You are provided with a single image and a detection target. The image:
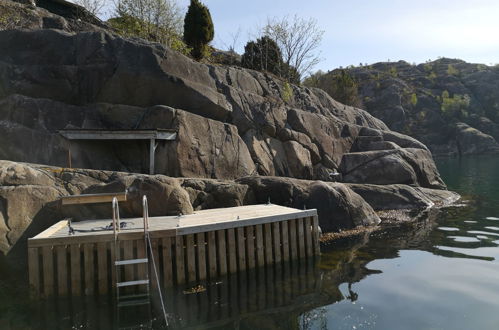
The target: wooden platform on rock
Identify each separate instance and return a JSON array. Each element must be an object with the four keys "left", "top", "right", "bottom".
[{"left": 27, "top": 204, "right": 320, "bottom": 298}]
